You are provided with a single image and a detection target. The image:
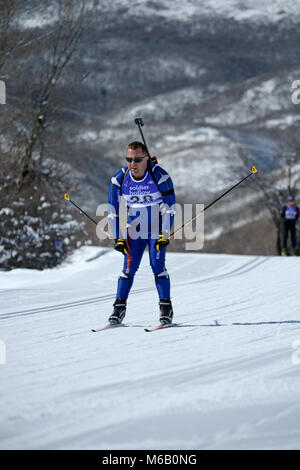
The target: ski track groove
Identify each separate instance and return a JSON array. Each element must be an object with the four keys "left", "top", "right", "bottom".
[
  {"left": 0, "top": 256, "right": 268, "bottom": 321},
  {"left": 1, "top": 248, "right": 300, "bottom": 450}
]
